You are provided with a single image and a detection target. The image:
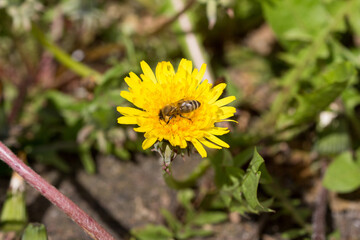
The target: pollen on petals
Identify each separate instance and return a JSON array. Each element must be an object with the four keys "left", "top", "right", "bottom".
[{"left": 117, "top": 59, "right": 236, "bottom": 158}]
